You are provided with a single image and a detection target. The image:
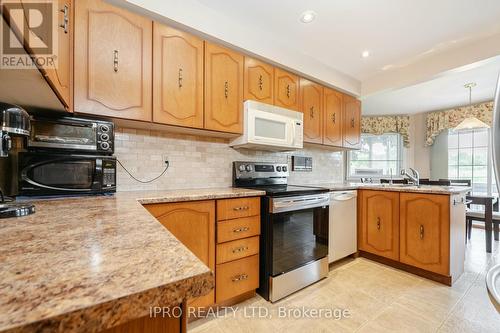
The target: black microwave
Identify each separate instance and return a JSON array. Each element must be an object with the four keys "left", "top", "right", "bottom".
[{"left": 18, "top": 152, "right": 116, "bottom": 196}]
